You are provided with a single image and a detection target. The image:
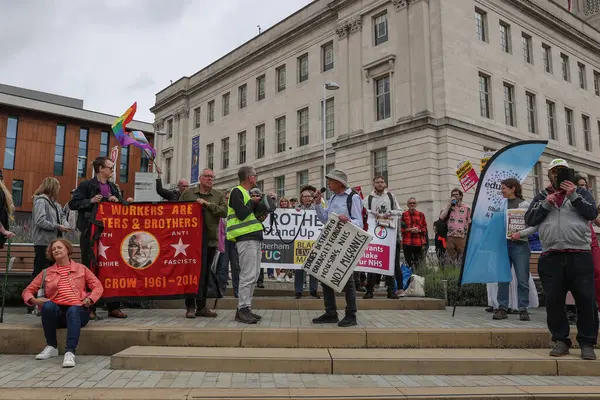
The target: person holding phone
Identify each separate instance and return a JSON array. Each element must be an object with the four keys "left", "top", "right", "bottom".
[{"left": 525, "top": 159, "right": 598, "bottom": 360}]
